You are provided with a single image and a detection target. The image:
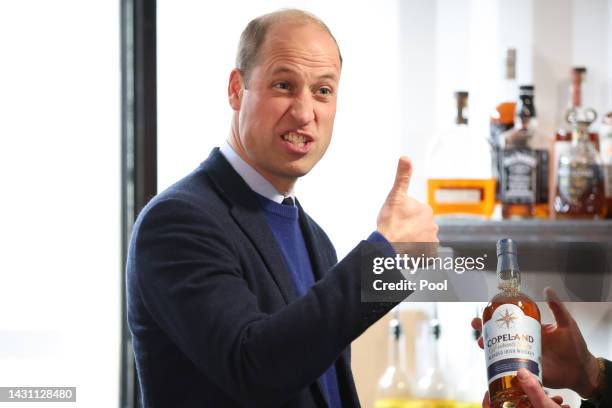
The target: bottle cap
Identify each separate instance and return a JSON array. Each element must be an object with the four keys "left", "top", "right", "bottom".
[{"left": 497, "top": 238, "right": 517, "bottom": 257}]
